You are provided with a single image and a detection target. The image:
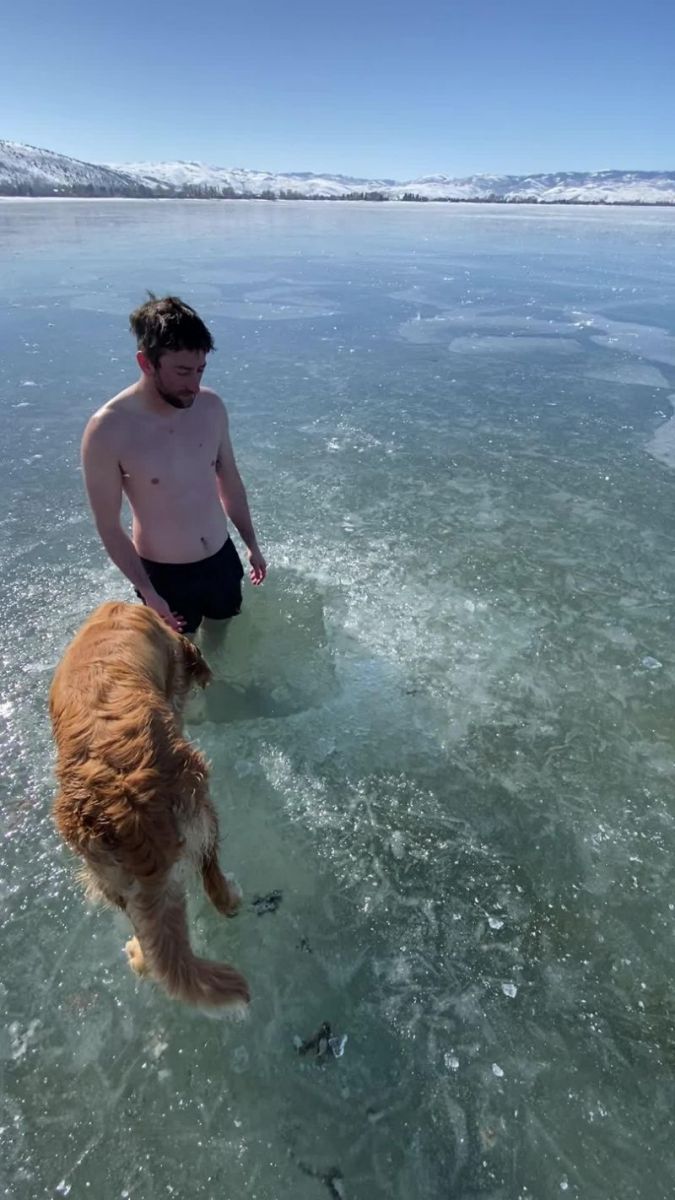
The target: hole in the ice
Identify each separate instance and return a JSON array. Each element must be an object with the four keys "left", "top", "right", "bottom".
[{"left": 196, "top": 567, "right": 339, "bottom": 724}]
